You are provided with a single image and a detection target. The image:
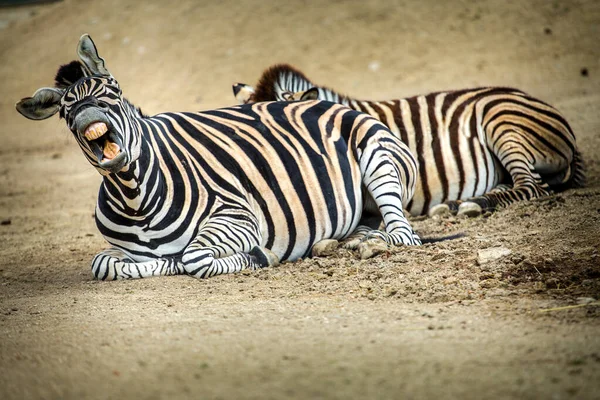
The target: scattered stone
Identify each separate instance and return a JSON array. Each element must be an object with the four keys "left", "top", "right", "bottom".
[
  {"left": 544, "top": 27, "right": 552, "bottom": 35},
  {"left": 311, "top": 239, "right": 339, "bottom": 257},
  {"left": 477, "top": 247, "right": 512, "bottom": 265},
  {"left": 457, "top": 202, "right": 482, "bottom": 218},
  {"left": 580, "top": 68, "right": 588, "bottom": 77}
]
